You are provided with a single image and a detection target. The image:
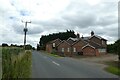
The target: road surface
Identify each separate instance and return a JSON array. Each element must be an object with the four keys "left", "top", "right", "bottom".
[{"left": 32, "top": 51, "right": 118, "bottom": 78}]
